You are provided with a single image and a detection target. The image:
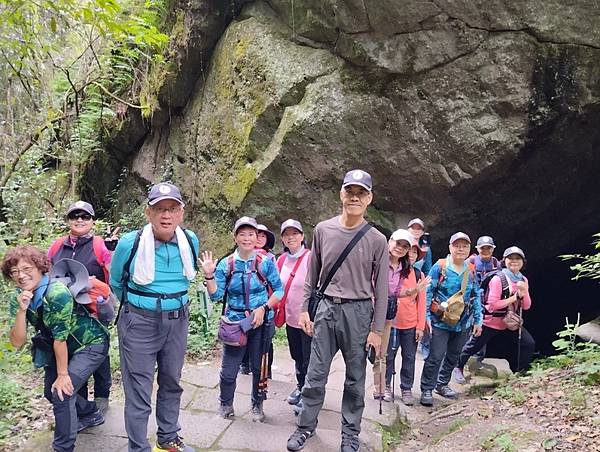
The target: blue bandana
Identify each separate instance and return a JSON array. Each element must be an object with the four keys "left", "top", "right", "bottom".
[
  {"left": 502, "top": 268, "right": 524, "bottom": 283},
  {"left": 29, "top": 275, "right": 50, "bottom": 310}
]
